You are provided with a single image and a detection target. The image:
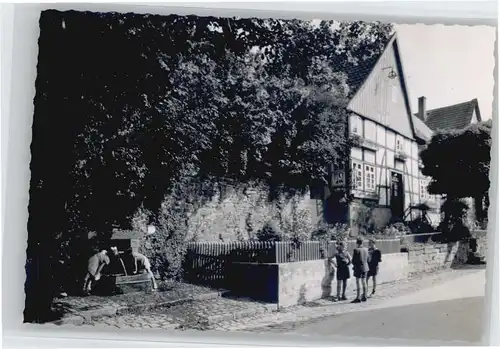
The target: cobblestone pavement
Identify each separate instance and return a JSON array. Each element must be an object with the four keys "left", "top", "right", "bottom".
[
  {"left": 54, "top": 281, "right": 216, "bottom": 318},
  {"left": 89, "top": 296, "right": 275, "bottom": 330},
  {"left": 89, "top": 267, "right": 482, "bottom": 332}
]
